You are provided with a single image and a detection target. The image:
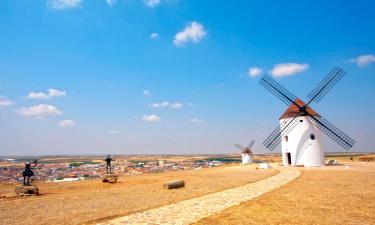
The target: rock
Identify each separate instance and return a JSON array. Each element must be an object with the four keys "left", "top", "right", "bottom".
[
  {"left": 15, "top": 185, "right": 39, "bottom": 196},
  {"left": 102, "top": 174, "right": 118, "bottom": 183},
  {"left": 258, "top": 163, "right": 271, "bottom": 169},
  {"left": 163, "top": 180, "right": 185, "bottom": 189}
]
